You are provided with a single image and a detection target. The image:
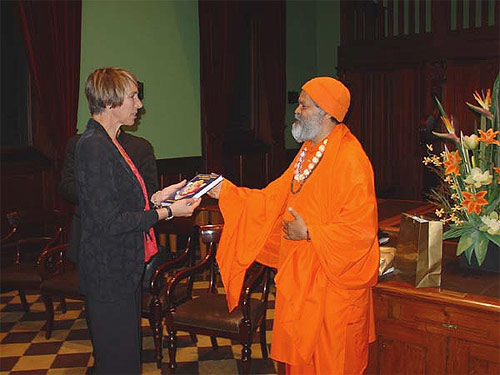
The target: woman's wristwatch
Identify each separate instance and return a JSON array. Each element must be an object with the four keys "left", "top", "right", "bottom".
[{"left": 165, "top": 206, "right": 174, "bottom": 221}]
